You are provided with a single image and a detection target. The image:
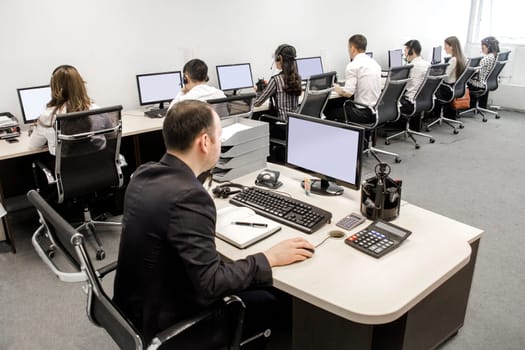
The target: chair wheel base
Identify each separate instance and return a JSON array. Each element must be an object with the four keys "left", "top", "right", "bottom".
[
  {"left": 459, "top": 124, "right": 464, "bottom": 129},
  {"left": 495, "top": 115, "right": 500, "bottom": 119},
  {"left": 415, "top": 144, "right": 420, "bottom": 149},
  {"left": 385, "top": 140, "right": 391, "bottom": 145},
  {"left": 429, "top": 139, "right": 435, "bottom": 144},
  {"left": 96, "top": 250, "right": 106, "bottom": 260},
  {"left": 395, "top": 157, "right": 401, "bottom": 163},
  {"left": 426, "top": 127, "right": 431, "bottom": 132},
  {"left": 482, "top": 118, "right": 487, "bottom": 122},
  {"left": 46, "top": 248, "right": 55, "bottom": 259},
  {"left": 453, "top": 130, "right": 459, "bottom": 135}
]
